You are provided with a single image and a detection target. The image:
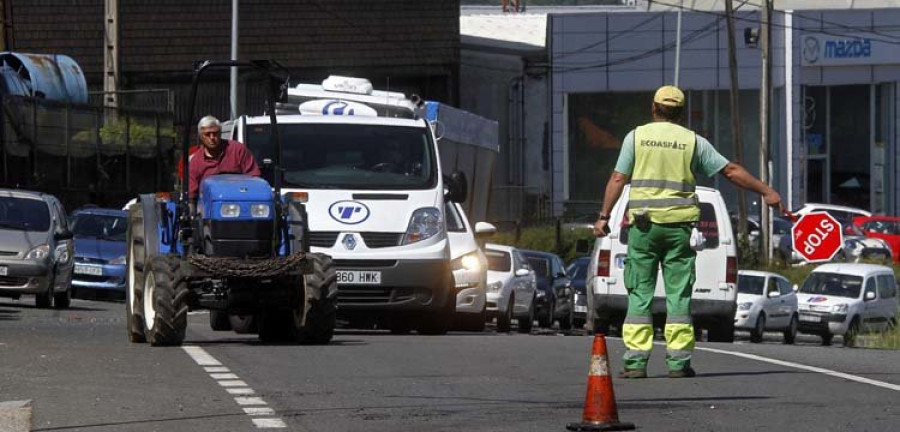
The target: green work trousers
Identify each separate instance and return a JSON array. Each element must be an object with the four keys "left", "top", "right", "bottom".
[{"left": 622, "top": 222, "right": 696, "bottom": 372}]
